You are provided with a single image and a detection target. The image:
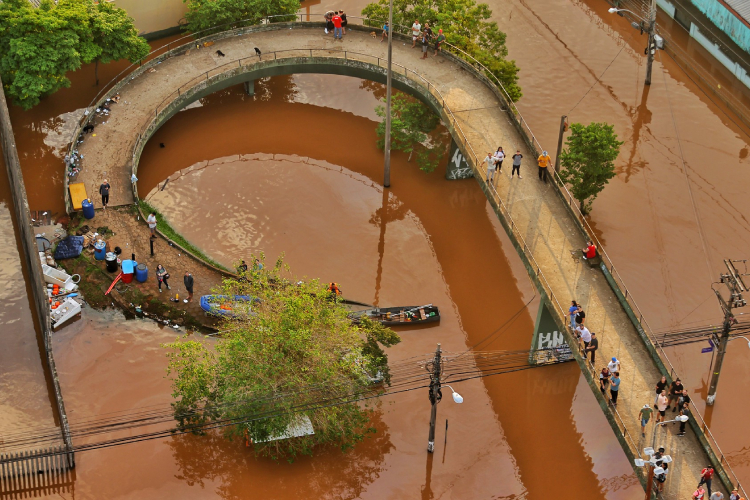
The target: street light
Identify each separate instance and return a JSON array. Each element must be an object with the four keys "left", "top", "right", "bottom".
[
  {"left": 442, "top": 384, "right": 464, "bottom": 404},
  {"left": 729, "top": 335, "right": 750, "bottom": 349},
  {"left": 608, "top": 4, "right": 658, "bottom": 85},
  {"left": 634, "top": 415, "right": 688, "bottom": 500}
]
